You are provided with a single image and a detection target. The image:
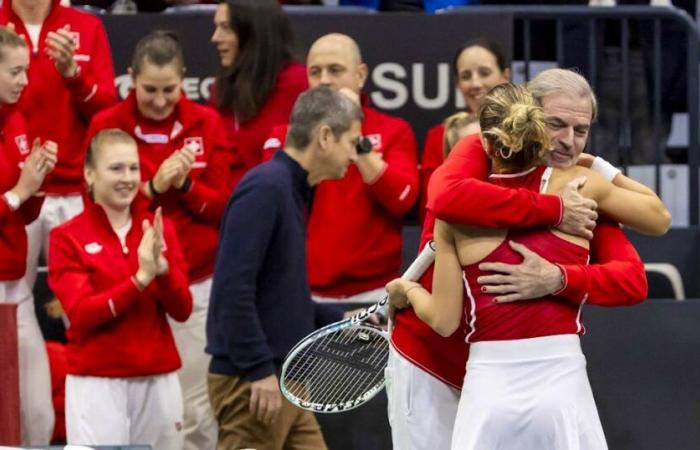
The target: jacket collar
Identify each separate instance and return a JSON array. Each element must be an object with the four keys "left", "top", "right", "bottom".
[
  {"left": 122, "top": 91, "right": 201, "bottom": 143},
  {"left": 273, "top": 150, "right": 312, "bottom": 205},
  {"left": 83, "top": 194, "right": 149, "bottom": 231},
  {"left": 3, "top": 0, "right": 62, "bottom": 37}
]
